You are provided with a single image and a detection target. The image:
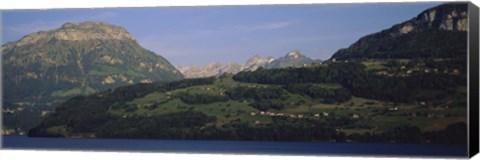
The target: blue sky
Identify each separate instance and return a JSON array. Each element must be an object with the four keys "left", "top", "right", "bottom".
[{"left": 2, "top": 2, "right": 441, "bottom": 66}]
